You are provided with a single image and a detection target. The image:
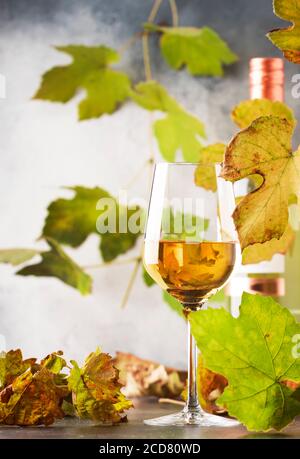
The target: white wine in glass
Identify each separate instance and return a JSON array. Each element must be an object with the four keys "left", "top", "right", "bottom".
[{"left": 143, "top": 163, "right": 239, "bottom": 427}]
